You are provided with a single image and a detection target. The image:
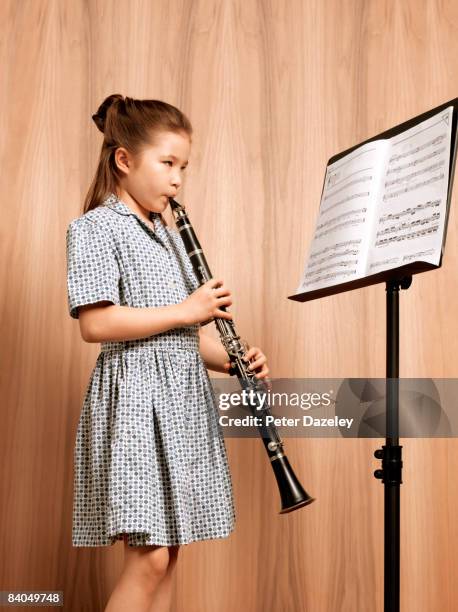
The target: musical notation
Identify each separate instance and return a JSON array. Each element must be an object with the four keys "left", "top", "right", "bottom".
[
  {"left": 308, "top": 249, "right": 360, "bottom": 269},
  {"left": 302, "top": 269, "right": 357, "bottom": 287},
  {"left": 375, "top": 224, "right": 439, "bottom": 247},
  {"left": 320, "top": 191, "right": 370, "bottom": 215},
  {"left": 383, "top": 172, "right": 445, "bottom": 201},
  {"left": 316, "top": 208, "right": 367, "bottom": 231},
  {"left": 385, "top": 160, "right": 444, "bottom": 189},
  {"left": 376, "top": 212, "right": 440, "bottom": 238},
  {"left": 386, "top": 146, "right": 446, "bottom": 176},
  {"left": 309, "top": 239, "right": 362, "bottom": 259},
  {"left": 389, "top": 133, "right": 446, "bottom": 164},
  {"left": 325, "top": 148, "right": 377, "bottom": 189},
  {"left": 304, "top": 259, "right": 359, "bottom": 279},
  {"left": 369, "top": 257, "right": 400, "bottom": 271},
  {"left": 315, "top": 217, "right": 365, "bottom": 240},
  {"left": 402, "top": 249, "right": 435, "bottom": 263},
  {"left": 323, "top": 173, "right": 373, "bottom": 200},
  {"left": 378, "top": 199, "right": 441, "bottom": 223}
]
